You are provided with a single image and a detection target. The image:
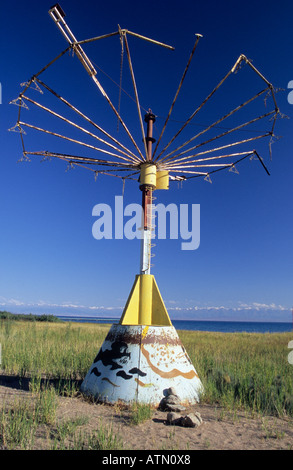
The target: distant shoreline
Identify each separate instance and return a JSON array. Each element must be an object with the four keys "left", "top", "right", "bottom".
[
  {"left": 1, "top": 310, "right": 291, "bottom": 333},
  {"left": 57, "top": 315, "right": 292, "bottom": 333}
]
